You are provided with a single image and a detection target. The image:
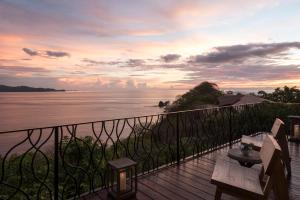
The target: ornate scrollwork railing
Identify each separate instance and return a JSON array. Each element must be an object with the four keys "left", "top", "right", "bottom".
[{"left": 1, "top": 102, "right": 300, "bottom": 199}]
